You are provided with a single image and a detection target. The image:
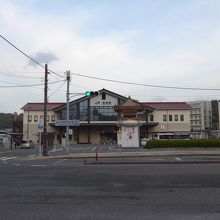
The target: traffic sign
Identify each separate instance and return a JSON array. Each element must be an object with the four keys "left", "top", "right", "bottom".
[
  {"left": 37, "top": 119, "right": 44, "bottom": 132},
  {"left": 55, "top": 120, "right": 80, "bottom": 127}
]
